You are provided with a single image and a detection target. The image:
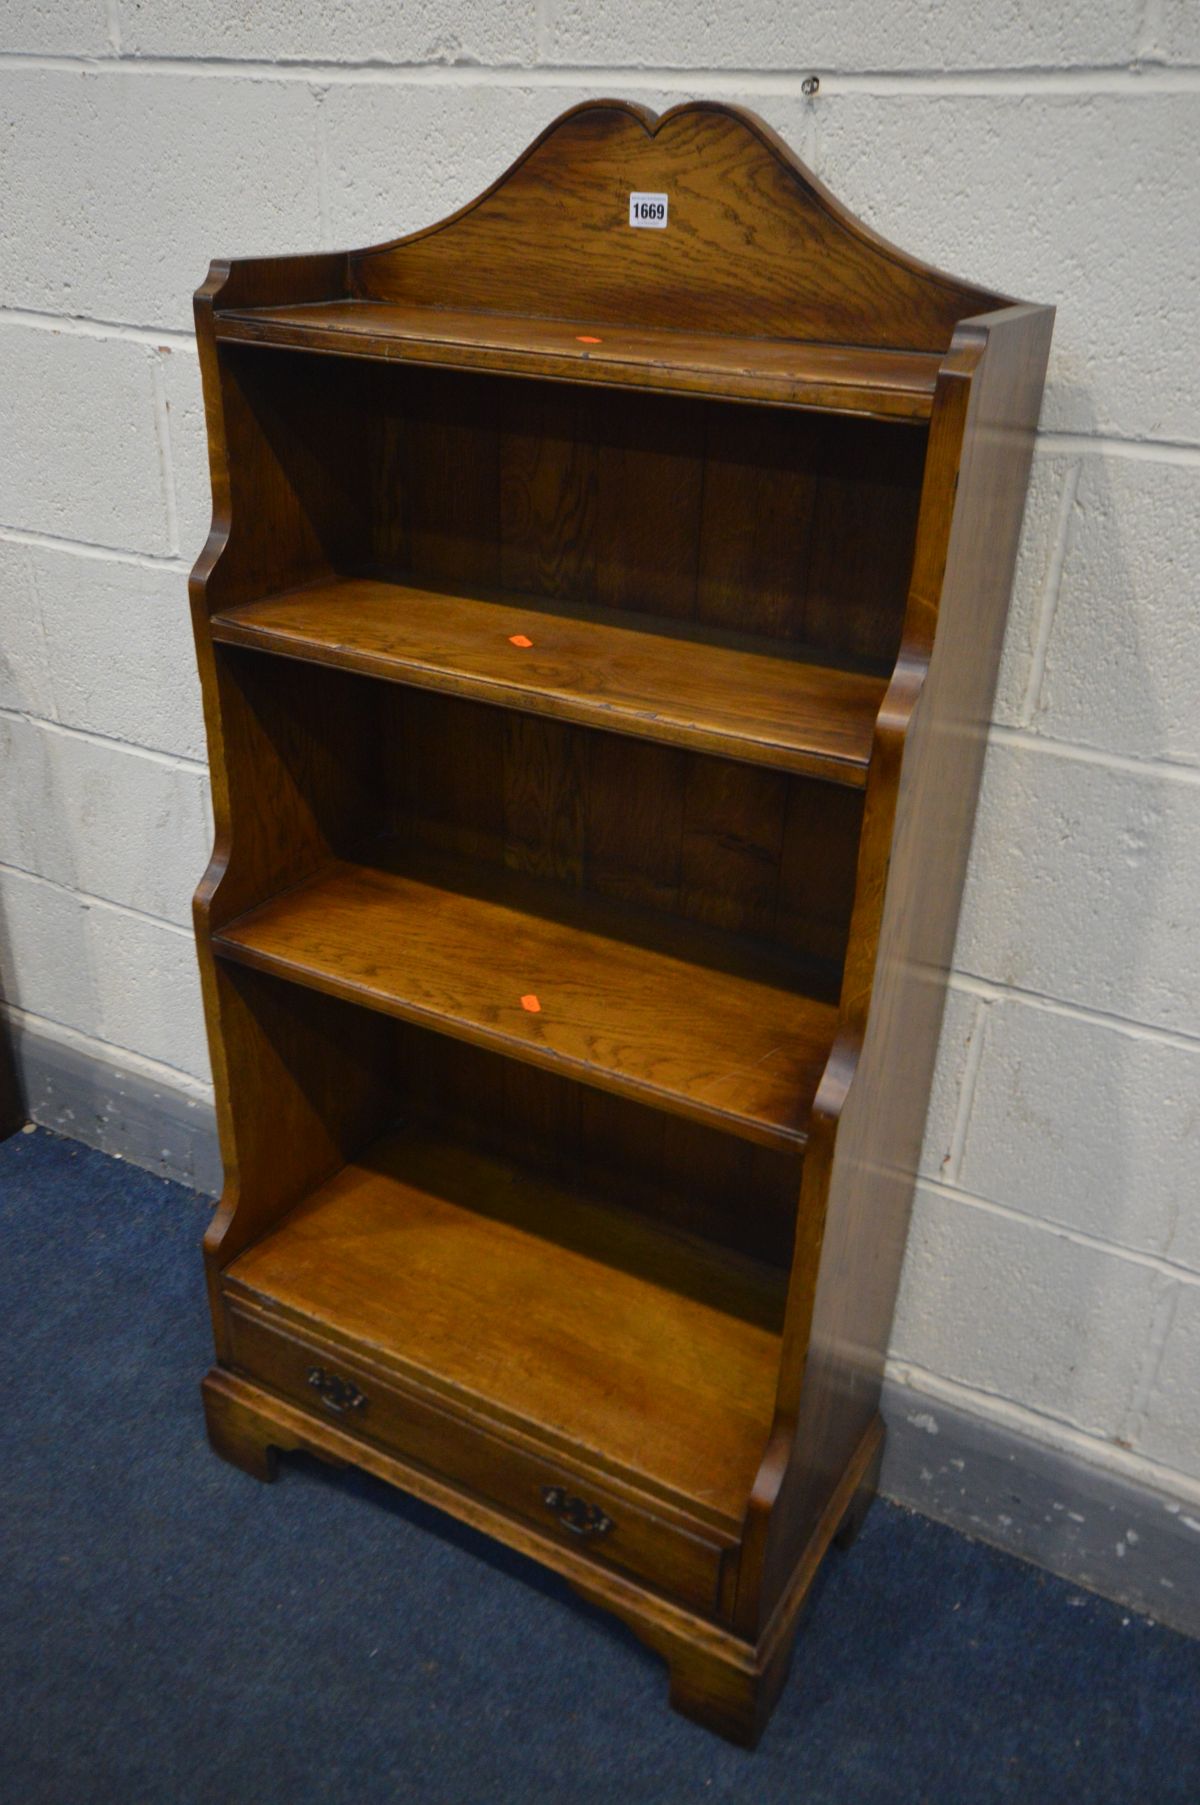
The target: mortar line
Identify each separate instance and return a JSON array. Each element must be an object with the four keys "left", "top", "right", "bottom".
[
  {"left": 19, "top": 546, "right": 59, "bottom": 725},
  {"left": 883, "top": 1356, "right": 1200, "bottom": 1511},
  {"left": 940, "top": 995, "right": 990, "bottom": 1186},
  {"left": 947, "top": 972, "right": 1200, "bottom": 1055},
  {"left": 0, "top": 53, "right": 1198, "bottom": 93},
  {"left": 0, "top": 859, "right": 196, "bottom": 937},
  {"left": 1160, "top": 1182, "right": 1189, "bottom": 1269},
  {"left": 103, "top": 0, "right": 121, "bottom": 56},
  {"left": 1118, "top": 1276, "right": 1180, "bottom": 1446},
  {"left": 1021, "top": 457, "right": 1080, "bottom": 726},
  {"left": 0, "top": 525, "right": 190, "bottom": 572},
  {"left": 1, "top": 998, "right": 214, "bottom": 1101},
  {"left": 312, "top": 83, "right": 332, "bottom": 245},
  {"left": 0, "top": 705, "right": 207, "bottom": 773},
  {"left": 149, "top": 349, "right": 181, "bottom": 557},
  {"left": 0, "top": 307, "right": 195, "bottom": 348},
  {"left": 1036, "top": 433, "right": 1200, "bottom": 466},
  {"left": 919, "top": 1175, "right": 1200, "bottom": 1288},
  {"left": 987, "top": 722, "right": 1200, "bottom": 784}
]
